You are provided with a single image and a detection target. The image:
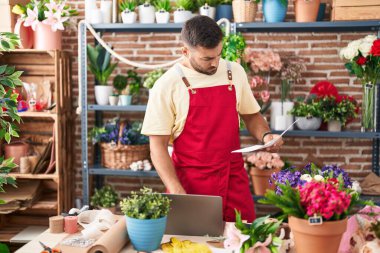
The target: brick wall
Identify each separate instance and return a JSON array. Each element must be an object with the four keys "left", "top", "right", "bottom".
[{"left": 63, "top": 1, "right": 375, "bottom": 208}]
